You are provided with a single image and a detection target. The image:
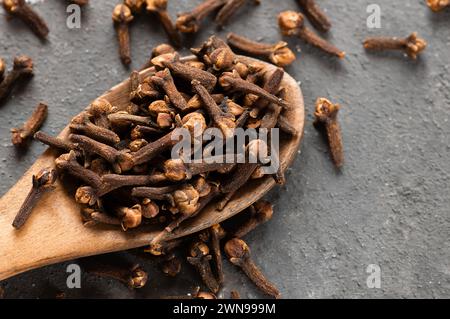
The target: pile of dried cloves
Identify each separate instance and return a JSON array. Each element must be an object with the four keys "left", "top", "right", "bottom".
[{"left": 24, "top": 36, "right": 297, "bottom": 297}]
